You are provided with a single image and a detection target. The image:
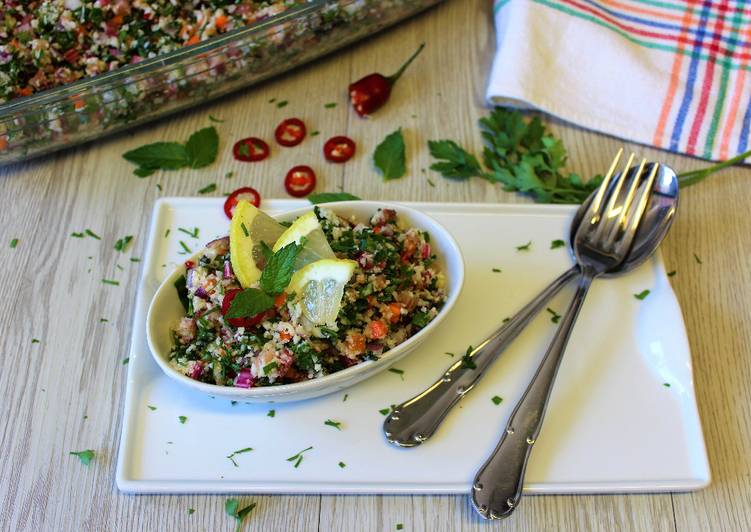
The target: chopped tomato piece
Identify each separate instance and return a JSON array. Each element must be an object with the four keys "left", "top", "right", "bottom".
[
  {"left": 345, "top": 332, "right": 366, "bottom": 354},
  {"left": 279, "top": 330, "right": 292, "bottom": 342},
  {"left": 323, "top": 136, "right": 356, "bottom": 163},
  {"left": 387, "top": 303, "right": 402, "bottom": 323},
  {"left": 233, "top": 137, "right": 270, "bottom": 162},
  {"left": 224, "top": 187, "right": 261, "bottom": 219},
  {"left": 365, "top": 320, "right": 388, "bottom": 340},
  {"left": 284, "top": 165, "right": 316, "bottom": 197},
  {"left": 274, "top": 118, "right": 306, "bottom": 147},
  {"left": 274, "top": 293, "right": 287, "bottom": 308}
]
